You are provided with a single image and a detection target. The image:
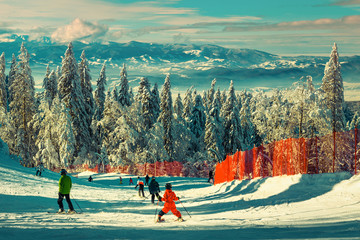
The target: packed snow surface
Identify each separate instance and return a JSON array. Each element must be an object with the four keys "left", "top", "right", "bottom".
[{"left": 1, "top": 155, "right": 360, "bottom": 239}]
